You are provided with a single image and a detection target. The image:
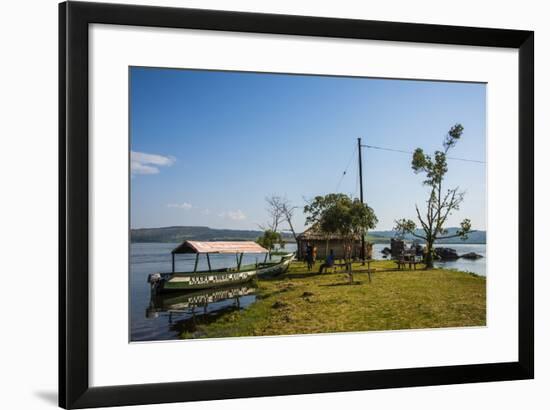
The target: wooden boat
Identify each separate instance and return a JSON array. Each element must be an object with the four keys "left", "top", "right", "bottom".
[{"left": 148, "top": 240, "right": 295, "bottom": 294}]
